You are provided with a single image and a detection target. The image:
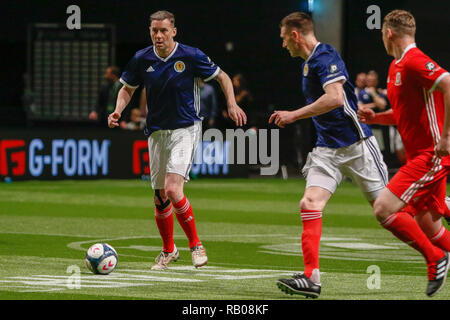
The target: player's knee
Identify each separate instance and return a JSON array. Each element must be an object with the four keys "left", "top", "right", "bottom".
[
  {"left": 373, "top": 199, "right": 390, "bottom": 222},
  {"left": 154, "top": 189, "right": 169, "bottom": 208},
  {"left": 164, "top": 185, "right": 183, "bottom": 203},
  {"left": 299, "top": 196, "right": 325, "bottom": 212}
]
